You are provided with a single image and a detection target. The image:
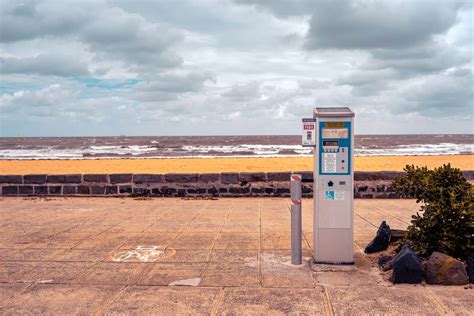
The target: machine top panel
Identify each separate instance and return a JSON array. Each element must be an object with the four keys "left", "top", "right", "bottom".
[{"left": 314, "top": 107, "right": 354, "bottom": 117}]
